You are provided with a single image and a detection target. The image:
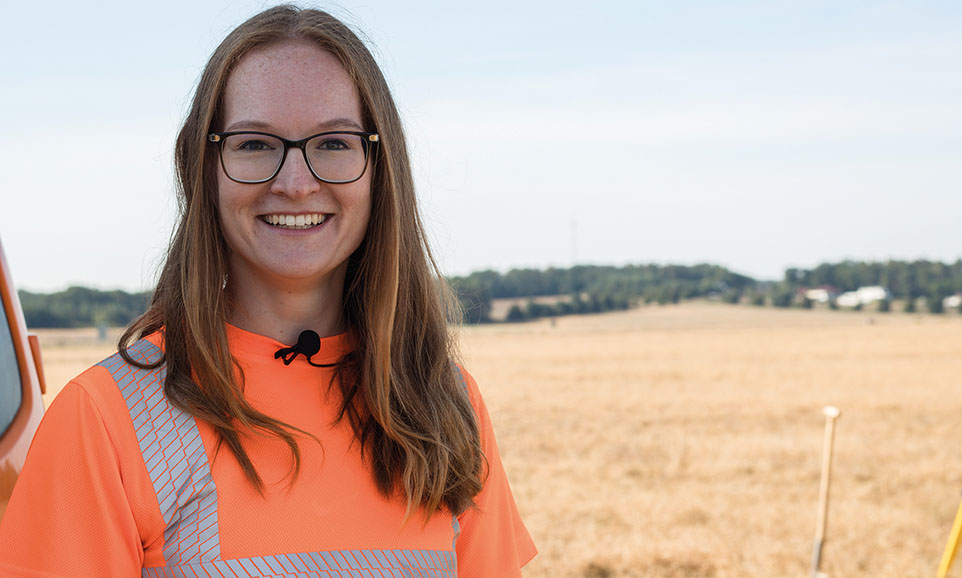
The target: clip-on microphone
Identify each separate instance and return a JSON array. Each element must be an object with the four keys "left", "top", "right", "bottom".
[{"left": 274, "top": 330, "right": 336, "bottom": 368}]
